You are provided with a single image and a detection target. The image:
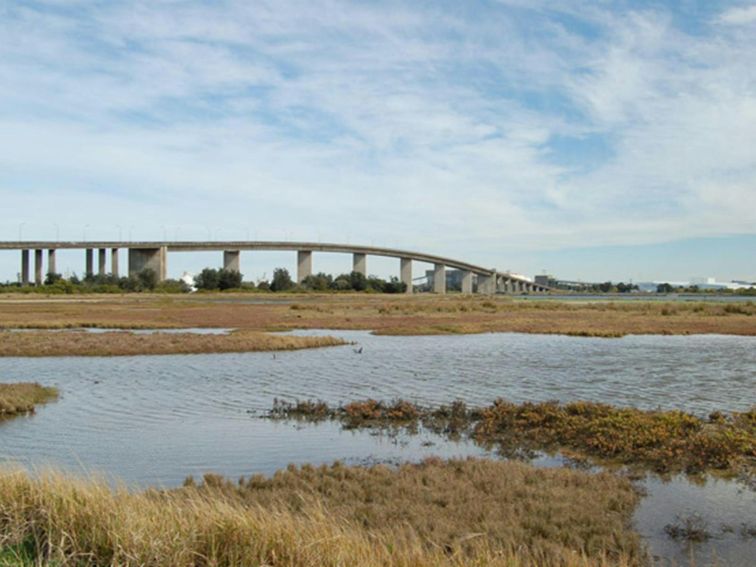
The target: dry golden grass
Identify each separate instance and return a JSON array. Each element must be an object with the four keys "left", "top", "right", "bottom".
[
  {"left": 0, "top": 459, "right": 644, "bottom": 566},
  {"left": 0, "top": 383, "right": 58, "bottom": 417},
  {"left": 0, "top": 294, "right": 753, "bottom": 338},
  {"left": 0, "top": 330, "right": 345, "bottom": 357}
]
